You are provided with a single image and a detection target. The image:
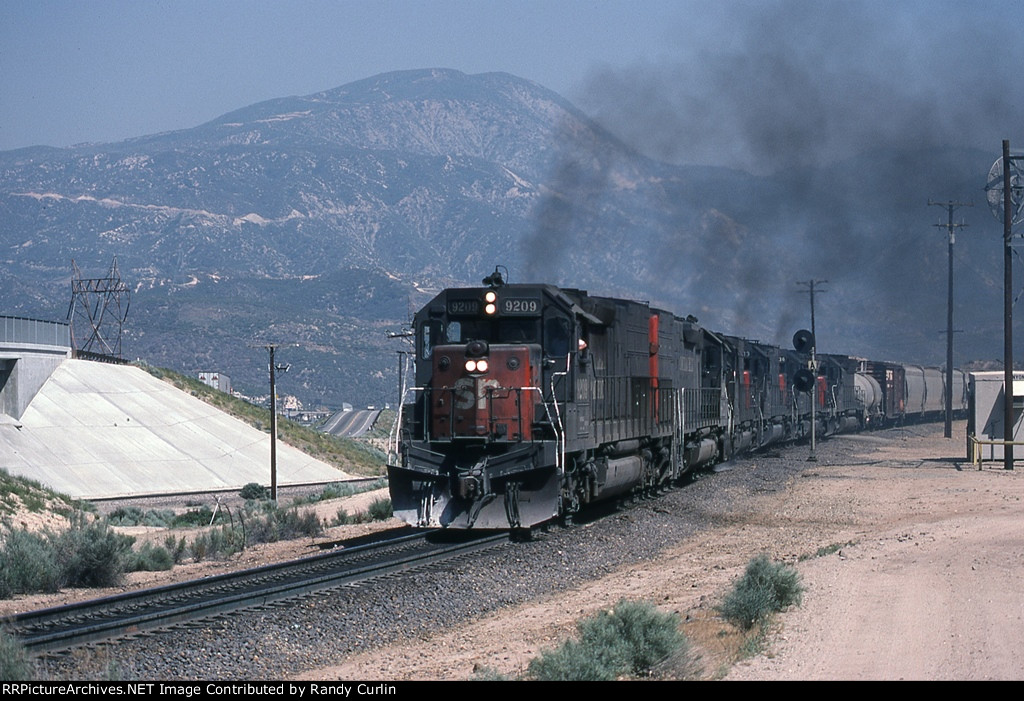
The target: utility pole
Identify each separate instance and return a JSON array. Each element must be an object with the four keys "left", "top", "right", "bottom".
[
  {"left": 986, "top": 141, "right": 1024, "bottom": 470},
  {"left": 266, "top": 344, "right": 280, "bottom": 501},
  {"left": 796, "top": 280, "right": 828, "bottom": 342},
  {"left": 261, "top": 343, "right": 291, "bottom": 500},
  {"left": 387, "top": 329, "right": 415, "bottom": 408},
  {"left": 928, "top": 199, "right": 972, "bottom": 439},
  {"left": 1004, "top": 141, "right": 1014, "bottom": 471}
]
